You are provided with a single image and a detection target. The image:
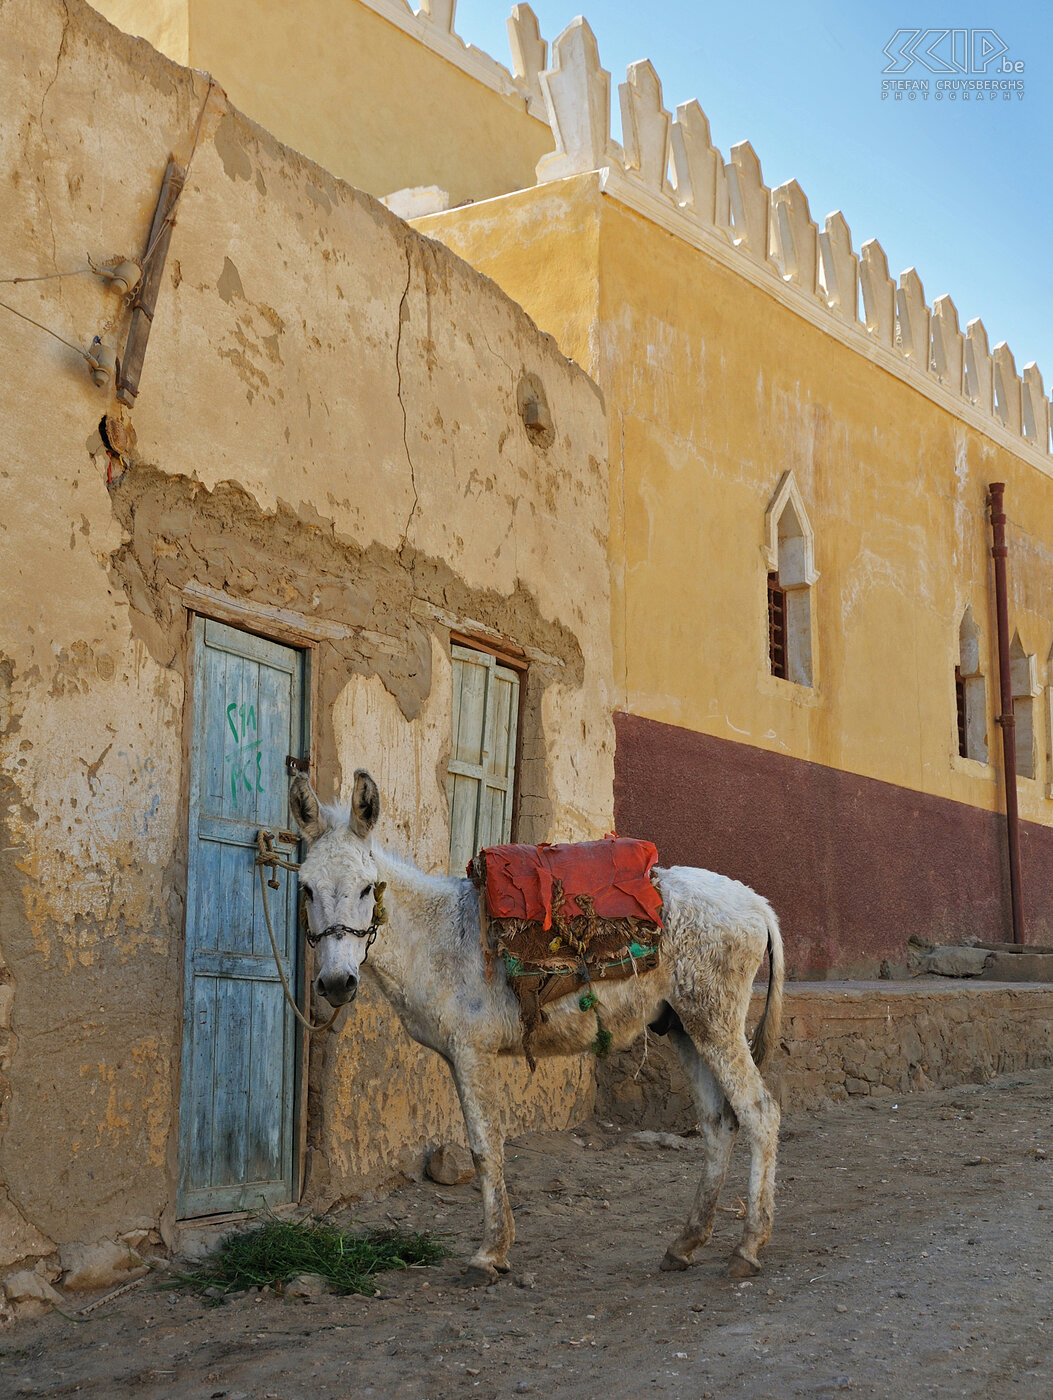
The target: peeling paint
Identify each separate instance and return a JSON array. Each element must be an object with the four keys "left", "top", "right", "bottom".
[
  {"left": 0, "top": 0, "right": 612, "bottom": 1265},
  {"left": 212, "top": 111, "right": 253, "bottom": 182},
  {"left": 216, "top": 256, "right": 244, "bottom": 304}
]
